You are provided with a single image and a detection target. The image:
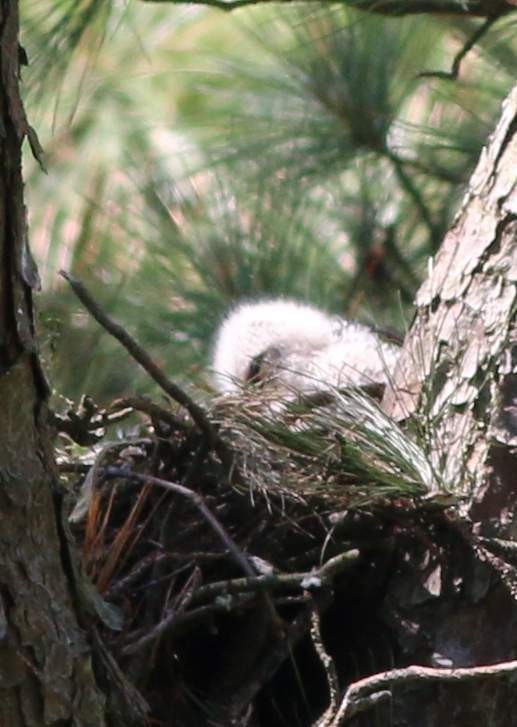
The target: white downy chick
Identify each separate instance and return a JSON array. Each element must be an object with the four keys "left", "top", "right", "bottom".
[{"left": 211, "top": 299, "right": 399, "bottom": 396}]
